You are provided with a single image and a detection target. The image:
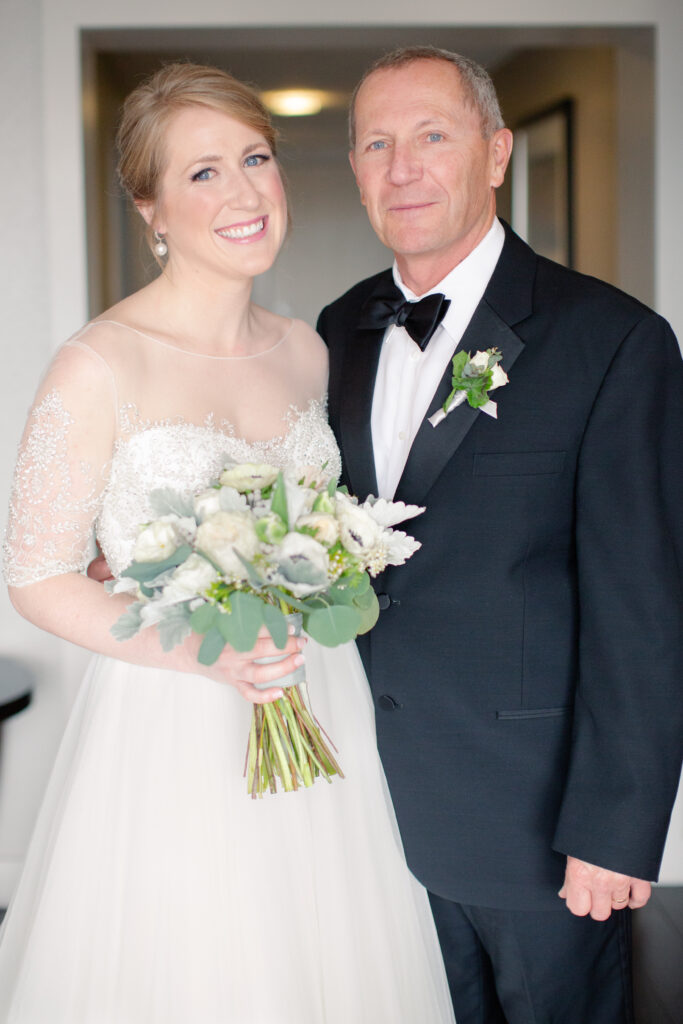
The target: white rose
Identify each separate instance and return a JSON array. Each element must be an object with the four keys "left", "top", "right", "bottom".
[
  {"left": 219, "top": 463, "right": 279, "bottom": 492},
  {"left": 133, "top": 519, "right": 181, "bottom": 562},
  {"left": 296, "top": 513, "right": 339, "bottom": 547},
  {"left": 164, "top": 553, "right": 218, "bottom": 601},
  {"left": 193, "top": 488, "right": 222, "bottom": 521},
  {"left": 490, "top": 363, "right": 509, "bottom": 390},
  {"left": 468, "top": 350, "right": 490, "bottom": 373},
  {"left": 336, "top": 499, "right": 381, "bottom": 556},
  {"left": 196, "top": 511, "right": 259, "bottom": 579}
]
